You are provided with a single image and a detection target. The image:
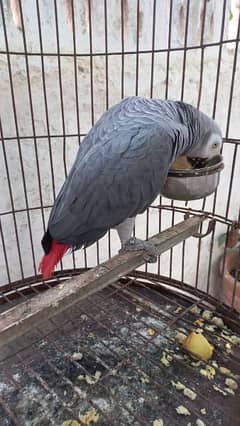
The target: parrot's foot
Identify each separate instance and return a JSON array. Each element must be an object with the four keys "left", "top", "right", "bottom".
[{"left": 119, "top": 237, "right": 158, "bottom": 263}]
